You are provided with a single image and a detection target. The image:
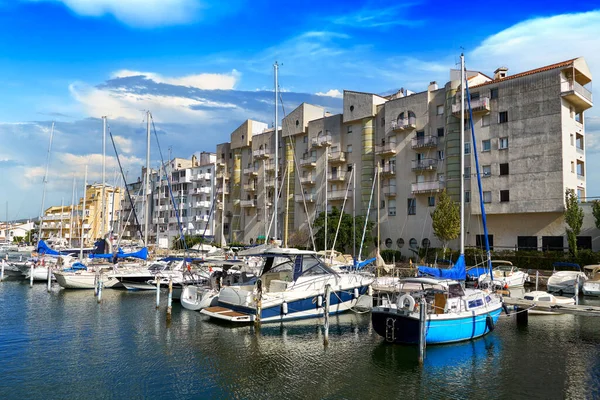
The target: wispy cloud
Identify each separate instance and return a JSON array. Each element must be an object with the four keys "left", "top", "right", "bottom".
[
  {"left": 111, "top": 70, "right": 240, "bottom": 90},
  {"left": 330, "top": 3, "right": 424, "bottom": 28}
]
